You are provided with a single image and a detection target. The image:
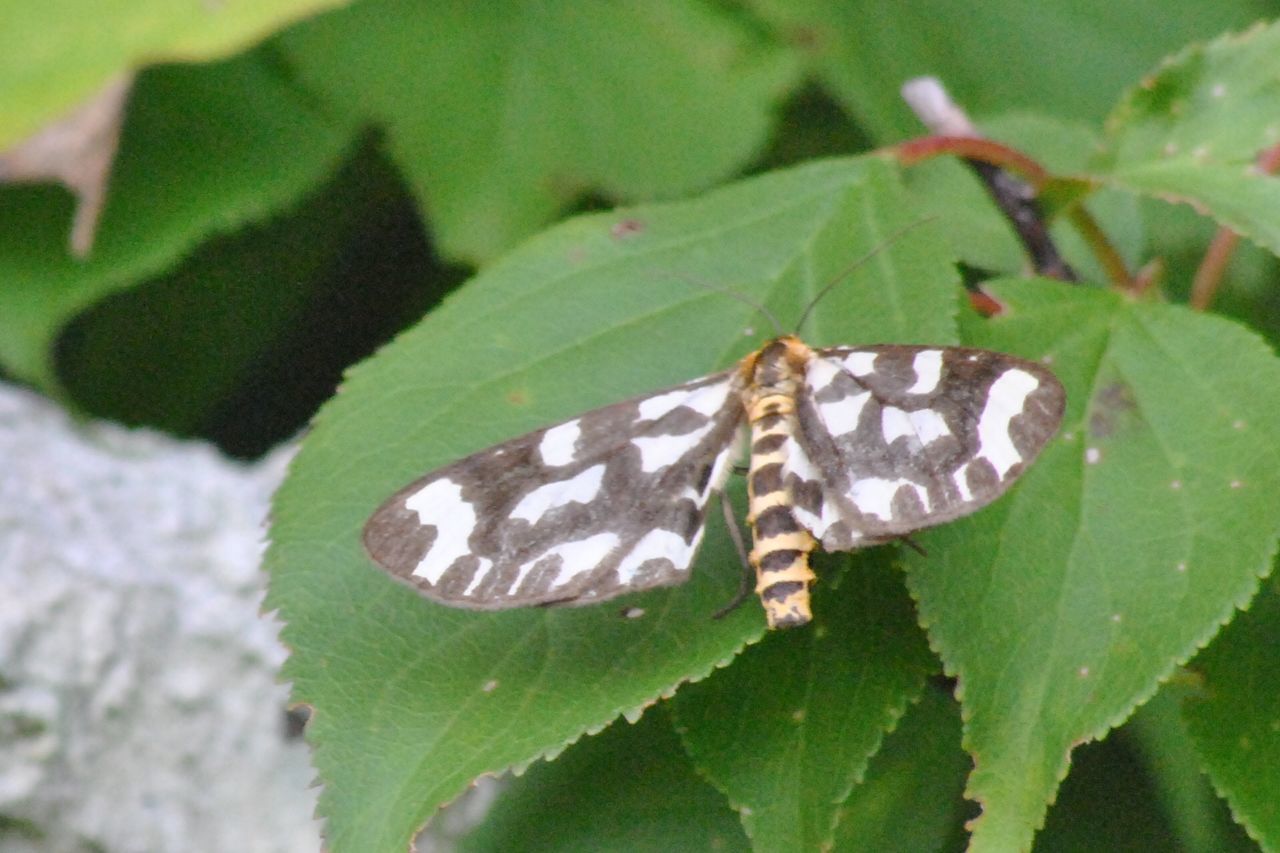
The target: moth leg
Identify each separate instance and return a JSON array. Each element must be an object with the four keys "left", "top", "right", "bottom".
[
  {"left": 898, "top": 535, "right": 928, "bottom": 557},
  {"left": 711, "top": 491, "right": 755, "bottom": 620}
]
